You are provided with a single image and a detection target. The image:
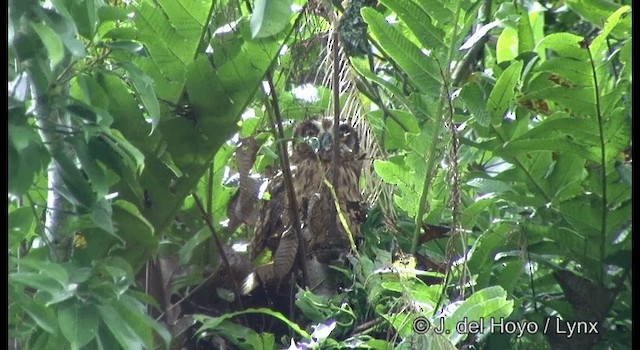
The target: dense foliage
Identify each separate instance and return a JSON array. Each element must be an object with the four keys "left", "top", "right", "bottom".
[{"left": 9, "top": 0, "right": 631, "bottom": 349}]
